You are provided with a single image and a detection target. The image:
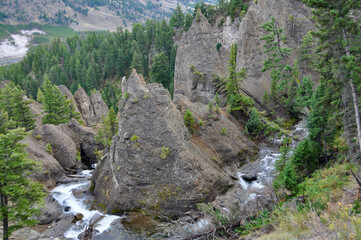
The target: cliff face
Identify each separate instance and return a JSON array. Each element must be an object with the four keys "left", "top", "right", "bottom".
[
  {"left": 174, "top": 0, "right": 313, "bottom": 109},
  {"left": 92, "top": 72, "right": 256, "bottom": 218}
]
